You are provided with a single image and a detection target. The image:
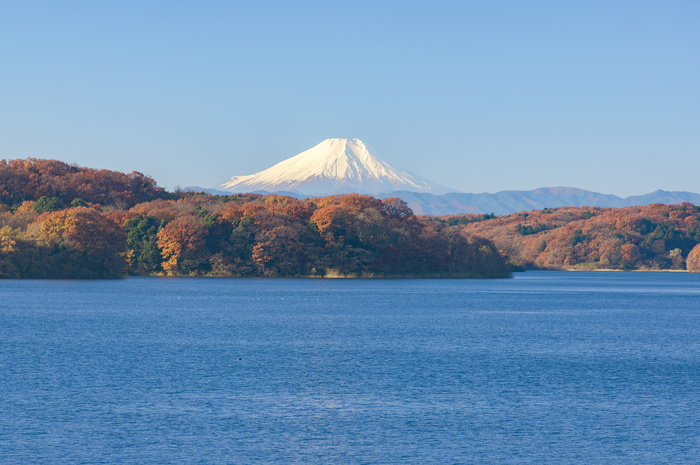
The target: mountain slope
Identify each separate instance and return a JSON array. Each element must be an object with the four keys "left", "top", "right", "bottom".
[
  {"left": 387, "top": 188, "right": 700, "bottom": 216},
  {"left": 187, "top": 182, "right": 700, "bottom": 216},
  {"left": 219, "top": 138, "right": 452, "bottom": 195}
]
